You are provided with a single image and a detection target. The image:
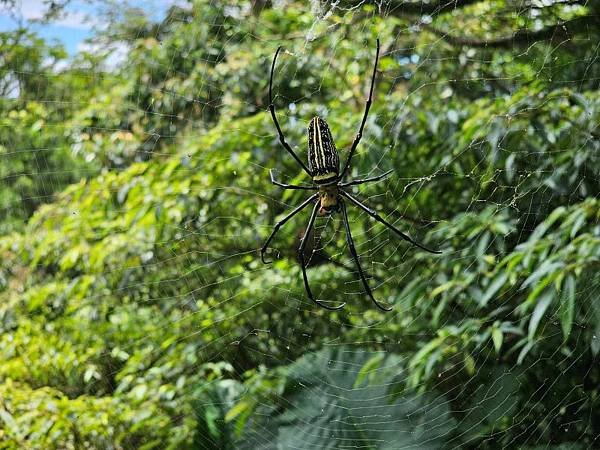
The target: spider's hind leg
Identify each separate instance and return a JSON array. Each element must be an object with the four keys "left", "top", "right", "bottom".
[
  {"left": 340, "top": 200, "right": 392, "bottom": 311},
  {"left": 341, "top": 191, "right": 441, "bottom": 254},
  {"left": 298, "top": 203, "right": 346, "bottom": 310}
]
